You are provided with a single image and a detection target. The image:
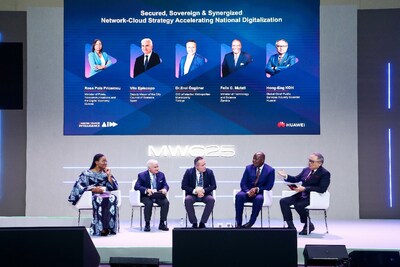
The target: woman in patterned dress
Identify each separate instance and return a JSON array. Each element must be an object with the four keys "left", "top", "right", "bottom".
[{"left": 68, "top": 154, "right": 119, "bottom": 236}]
